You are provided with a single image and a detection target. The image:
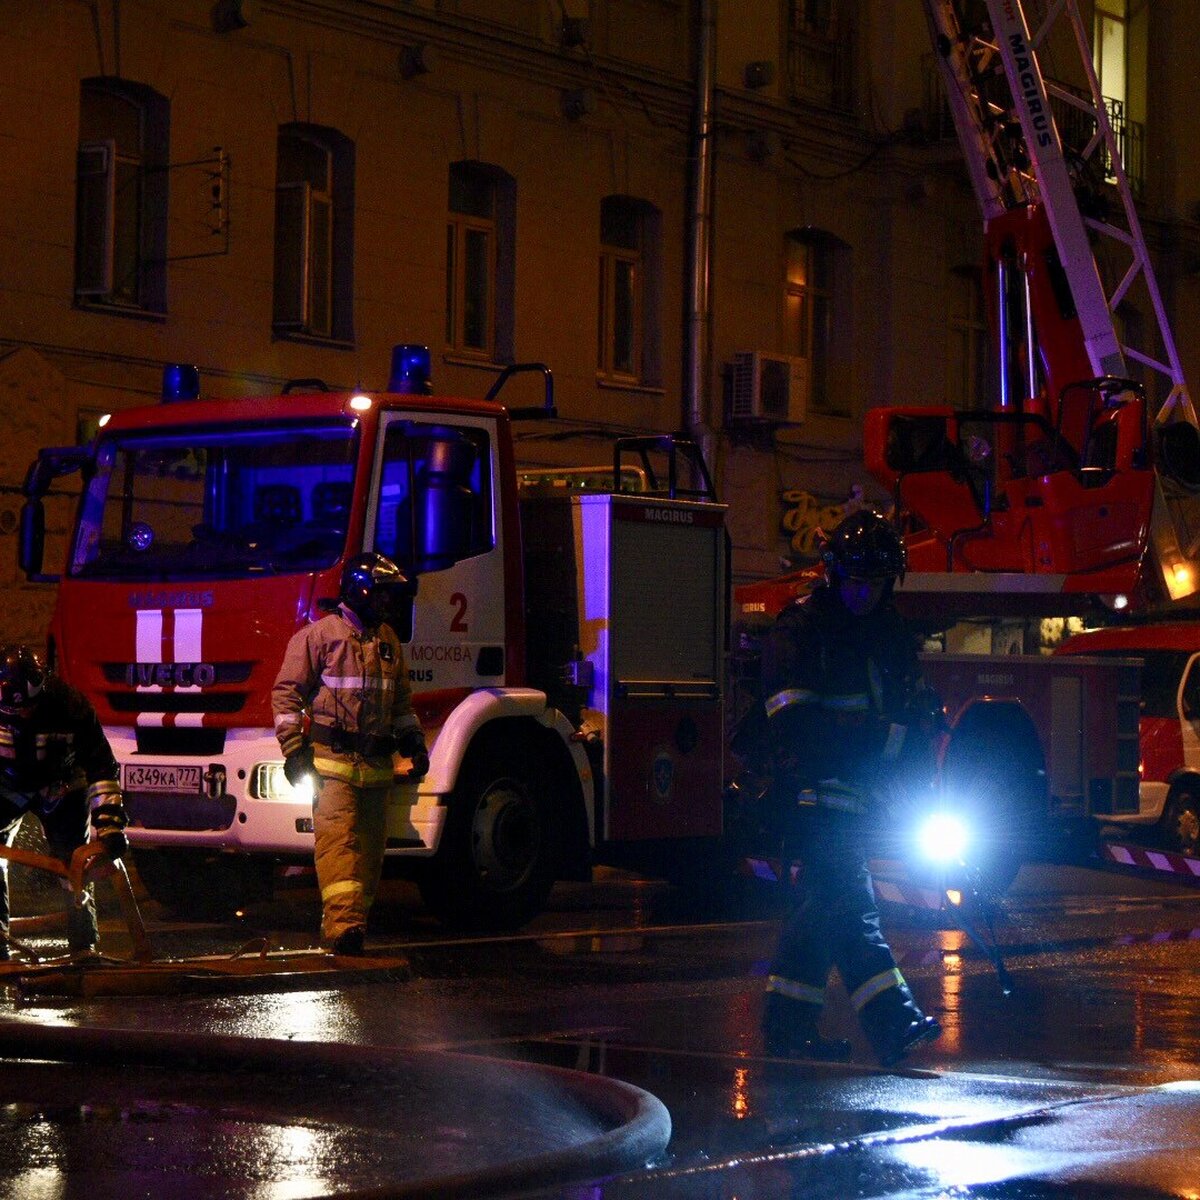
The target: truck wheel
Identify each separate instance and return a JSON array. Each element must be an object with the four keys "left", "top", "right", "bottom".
[
  {"left": 1160, "top": 789, "right": 1200, "bottom": 857},
  {"left": 418, "top": 739, "right": 555, "bottom": 931},
  {"left": 132, "top": 848, "right": 274, "bottom": 919}
]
